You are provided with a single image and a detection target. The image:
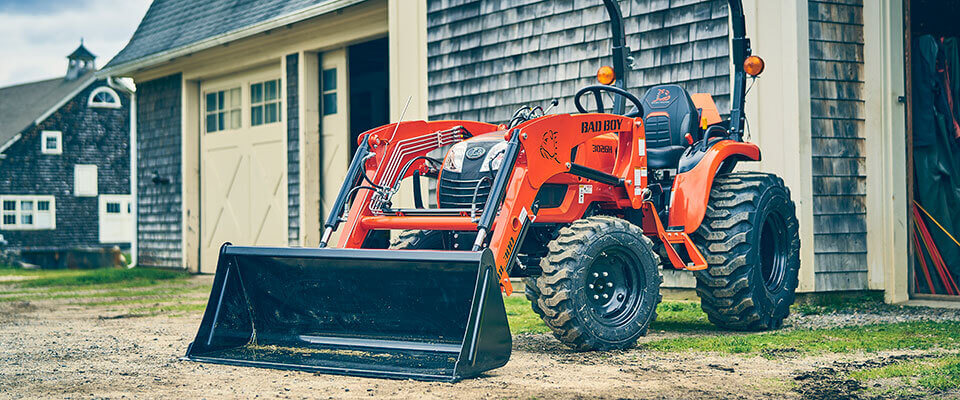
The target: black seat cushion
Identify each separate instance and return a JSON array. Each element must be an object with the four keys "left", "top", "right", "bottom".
[
  {"left": 640, "top": 84, "right": 699, "bottom": 168},
  {"left": 647, "top": 146, "right": 687, "bottom": 170}
]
